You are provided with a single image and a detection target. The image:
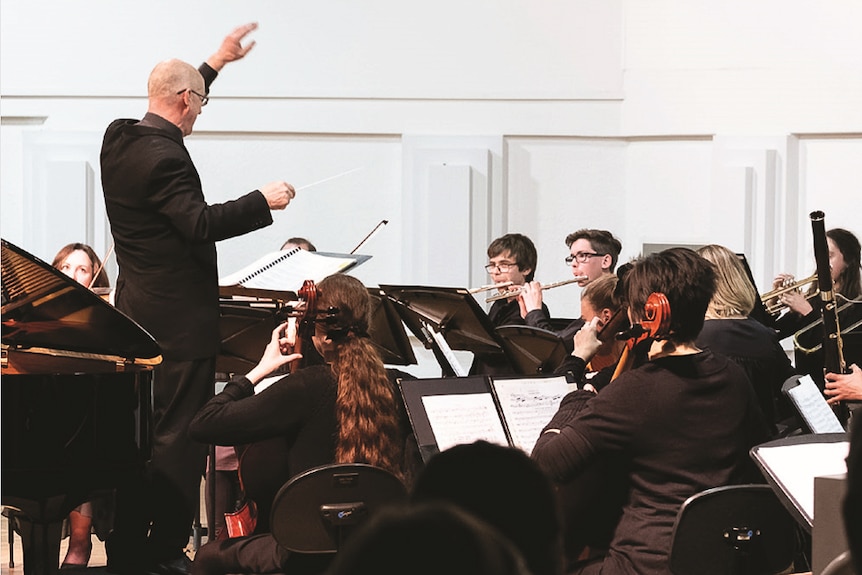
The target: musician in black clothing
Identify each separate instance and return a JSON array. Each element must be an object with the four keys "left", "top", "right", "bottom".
[
  {"left": 771, "top": 228, "right": 862, "bottom": 390},
  {"left": 521, "top": 229, "right": 622, "bottom": 354},
  {"left": 470, "top": 233, "right": 549, "bottom": 375},
  {"left": 100, "top": 24, "right": 296, "bottom": 575},
  {"left": 532, "top": 248, "right": 769, "bottom": 575},
  {"left": 695, "top": 244, "right": 798, "bottom": 436}
]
